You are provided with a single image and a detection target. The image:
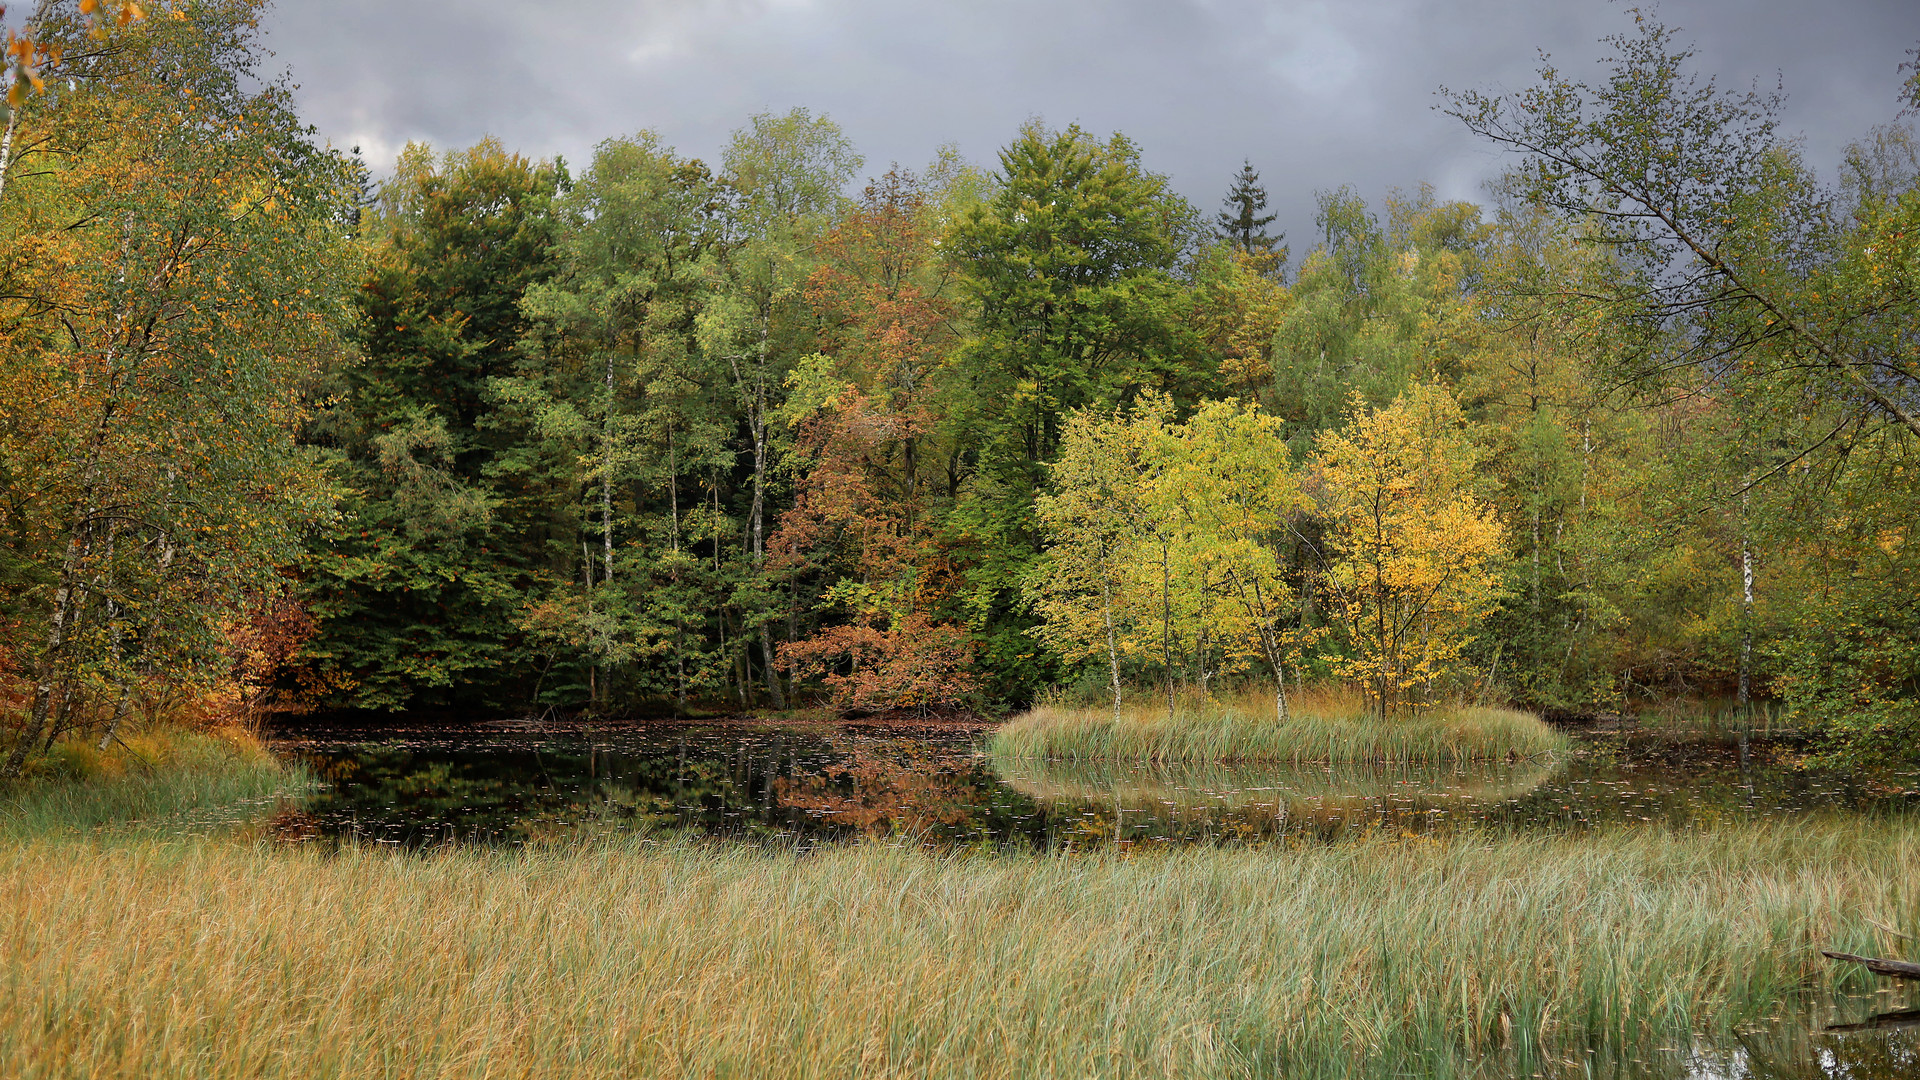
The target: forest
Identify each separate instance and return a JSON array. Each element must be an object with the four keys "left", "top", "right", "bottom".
[
  {"left": 2, "top": 0, "right": 1918, "bottom": 770},
  {"left": 9, "top": 5, "right": 1920, "bottom": 1079}
]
